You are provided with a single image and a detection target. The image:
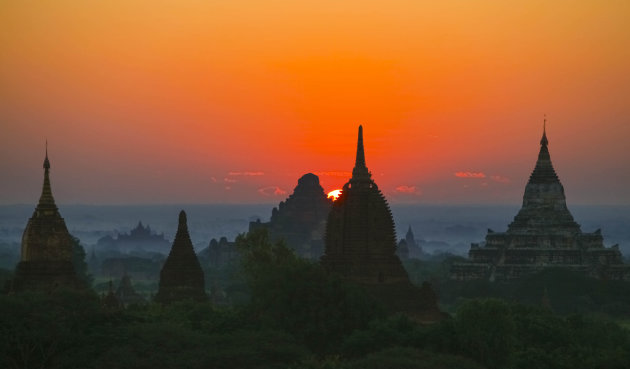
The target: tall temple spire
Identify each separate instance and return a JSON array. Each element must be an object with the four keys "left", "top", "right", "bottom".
[
  {"left": 541, "top": 115, "right": 548, "bottom": 147},
  {"left": 38, "top": 141, "right": 56, "bottom": 209},
  {"left": 352, "top": 125, "right": 370, "bottom": 179},
  {"left": 528, "top": 117, "right": 558, "bottom": 184}
]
